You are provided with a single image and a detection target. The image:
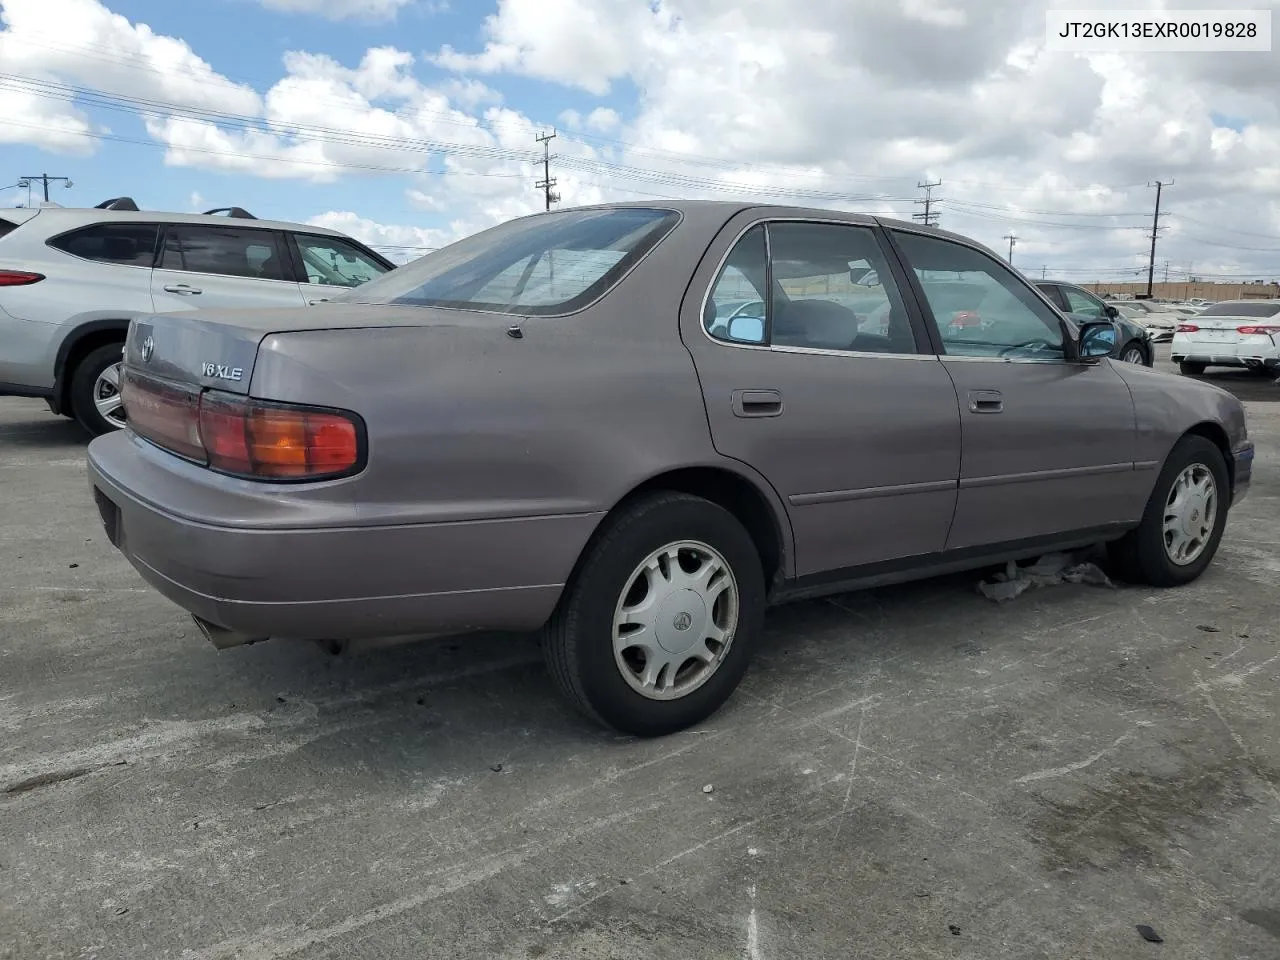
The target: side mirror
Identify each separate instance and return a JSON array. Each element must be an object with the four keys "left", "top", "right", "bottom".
[
  {"left": 1078, "top": 320, "right": 1118, "bottom": 359},
  {"left": 727, "top": 315, "right": 765, "bottom": 343},
  {"left": 1104, "top": 304, "right": 1120, "bottom": 319}
]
